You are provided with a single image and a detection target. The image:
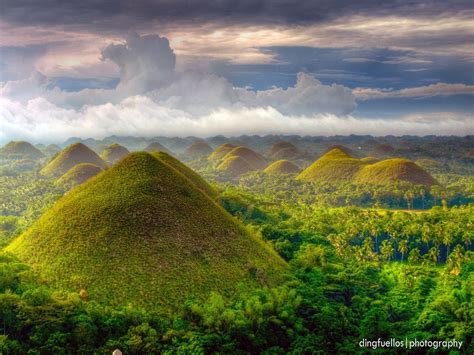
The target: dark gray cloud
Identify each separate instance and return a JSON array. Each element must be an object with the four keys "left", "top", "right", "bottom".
[{"left": 1, "top": 0, "right": 472, "bottom": 30}]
